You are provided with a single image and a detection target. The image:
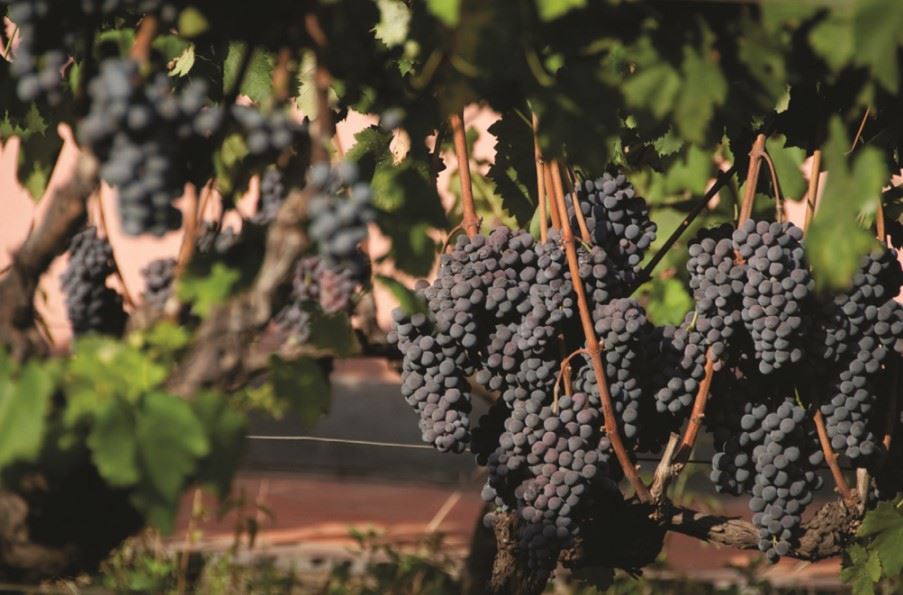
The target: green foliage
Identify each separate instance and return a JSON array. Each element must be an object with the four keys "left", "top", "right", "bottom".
[
  {"left": 269, "top": 356, "right": 331, "bottom": 427},
  {"left": 178, "top": 262, "right": 242, "bottom": 318},
  {"left": 842, "top": 499, "right": 903, "bottom": 594},
  {"left": 807, "top": 117, "right": 885, "bottom": 291},
  {"left": 487, "top": 109, "right": 538, "bottom": 227},
  {"left": 224, "top": 43, "right": 275, "bottom": 103},
  {"left": 0, "top": 360, "right": 59, "bottom": 468}
]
